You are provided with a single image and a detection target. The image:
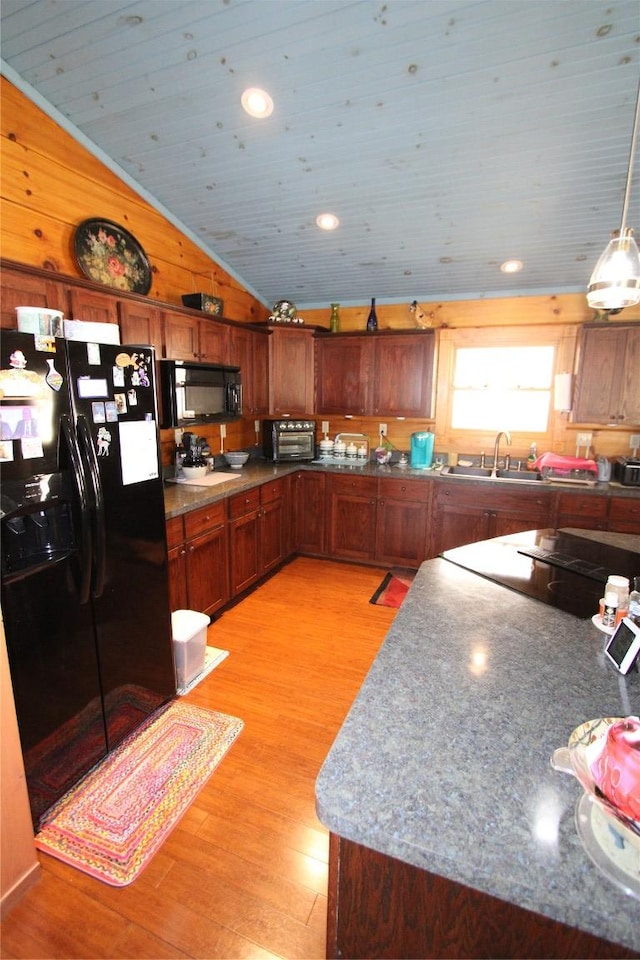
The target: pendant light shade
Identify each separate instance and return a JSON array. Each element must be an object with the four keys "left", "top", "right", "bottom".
[
  {"left": 587, "top": 80, "right": 640, "bottom": 311},
  {"left": 587, "top": 228, "right": 640, "bottom": 310}
]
